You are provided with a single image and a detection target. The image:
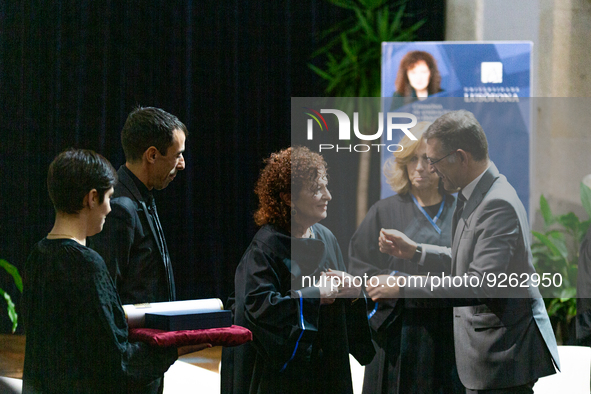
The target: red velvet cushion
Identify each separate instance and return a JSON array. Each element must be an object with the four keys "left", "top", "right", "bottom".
[{"left": 128, "top": 325, "right": 252, "bottom": 348}]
